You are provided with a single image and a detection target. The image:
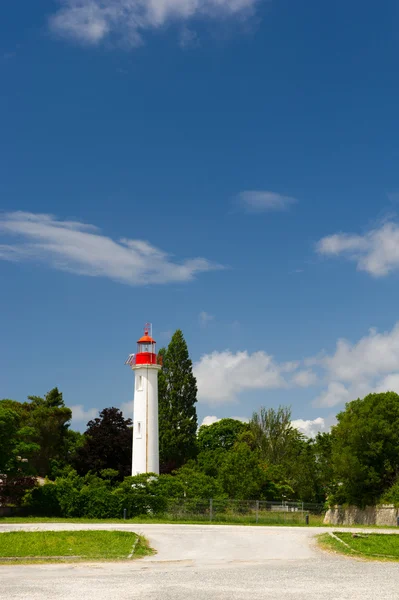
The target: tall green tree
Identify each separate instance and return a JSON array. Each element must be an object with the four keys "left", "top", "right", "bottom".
[
  {"left": 331, "top": 392, "right": 399, "bottom": 506},
  {"left": 284, "top": 438, "right": 321, "bottom": 503},
  {"left": 250, "top": 406, "right": 297, "bottom": 466},
  {"left": 158, "top": 330, "right": 198, "bottom": 473},
  {"left": 24, "top": 388, "right": 72, "bottom": 477},
  {"left": 312, "top": 432, "right": 335, "bottom": 501}
]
